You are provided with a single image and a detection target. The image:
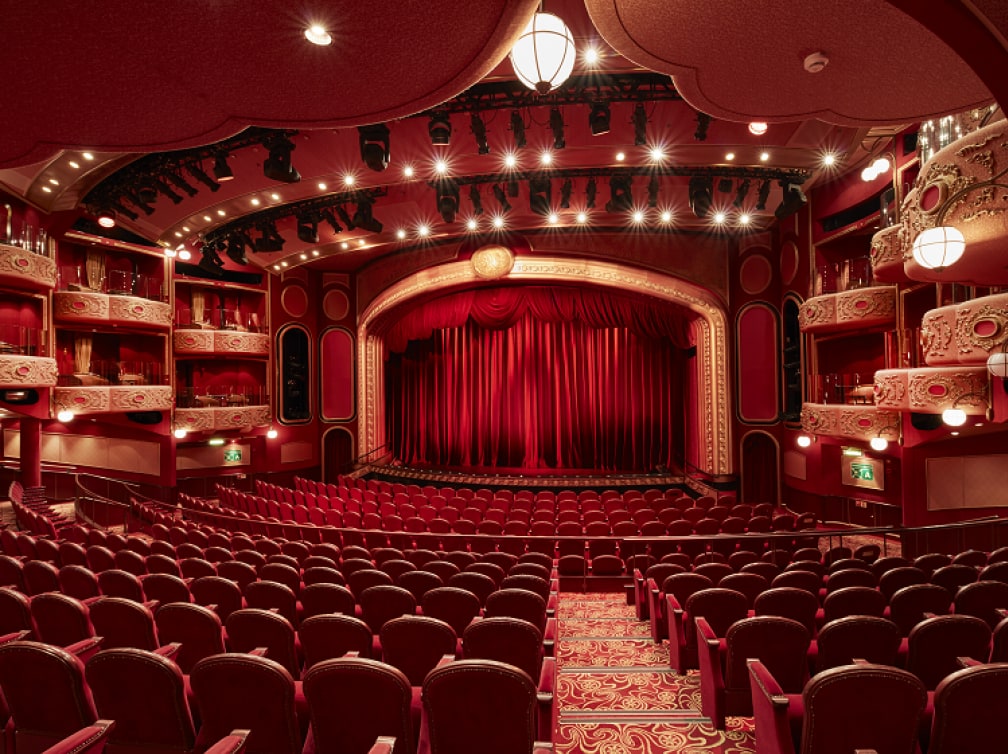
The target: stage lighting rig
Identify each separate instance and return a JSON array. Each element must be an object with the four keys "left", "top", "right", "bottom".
[
  {"left": 585, "top": 177, "right": 597, "bottom": 209},
  {"left": 589, "top": 102, "right": 611, "bottom": 136},
  {"left": 359, "top": 124, "right": 391, "bottom": 172},
  {"left": 632, "top": 103, "right": 648, "bottom": 146},
  {"left": 549, "top": 107, "right": 566, "bottom": 150},
  {"left": 469, "top": 184, "right": 484, "bottom": 215},
  {"left": 560, "top": 178, "right": 572, "bottom": 208},
  {"left": 754, "top": 179, "right": 771, "bottom": 211},
  {"left": 296, "top": 212, "right": 319, "bottom": 244},
  {"left": 689, "top": 175, "right": 713, "bottom": 218},
  {"left": 436, "top": 179, "right": 461, "bottom": 223},
  {"left": 529, "top": 177, "right": 552, "bottom": 216},
  {"left": 212, "top": 153, "right": 234, "bottom": 182},
  {"left": 254, "top": 222, "right": 285, "bottom": 252},
  {"left": 263, "top": 133, "right": 301, "bottom": 183},
  {"left": 470, "top": 113, "right": 490, "bottom": 155},
  {"left": 605, "top": 175, "right": 633, "bottom": 213},
  {"left": 694, "top": 112, "right": 712, "bottom": 141},
  {"left": 428, "top": 111, "right": 452, "bottom": 146},
  {"left": 492, "top": 184, "right": 512, "bottom": 213},
  {"left": 510, "top": 110, "right": 527, "bottom": 148},
  {"left": 352, "top": 198, "right": 383, "bottom": 233},
  {"left": 647, "top": 175, "right": 659, "bottom": 207},
  {"left": 733, "top": 179, "right": 751, "bottom": 208}
]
